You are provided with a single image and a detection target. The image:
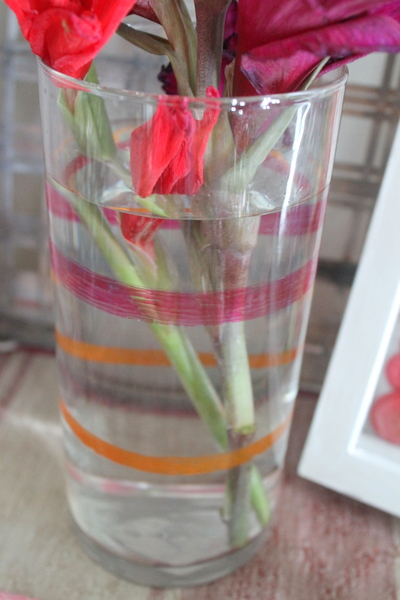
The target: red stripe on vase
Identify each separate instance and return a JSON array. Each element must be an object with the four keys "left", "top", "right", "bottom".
[{"left": 50, "top": 242, "right": 316, "bottom": 326}]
